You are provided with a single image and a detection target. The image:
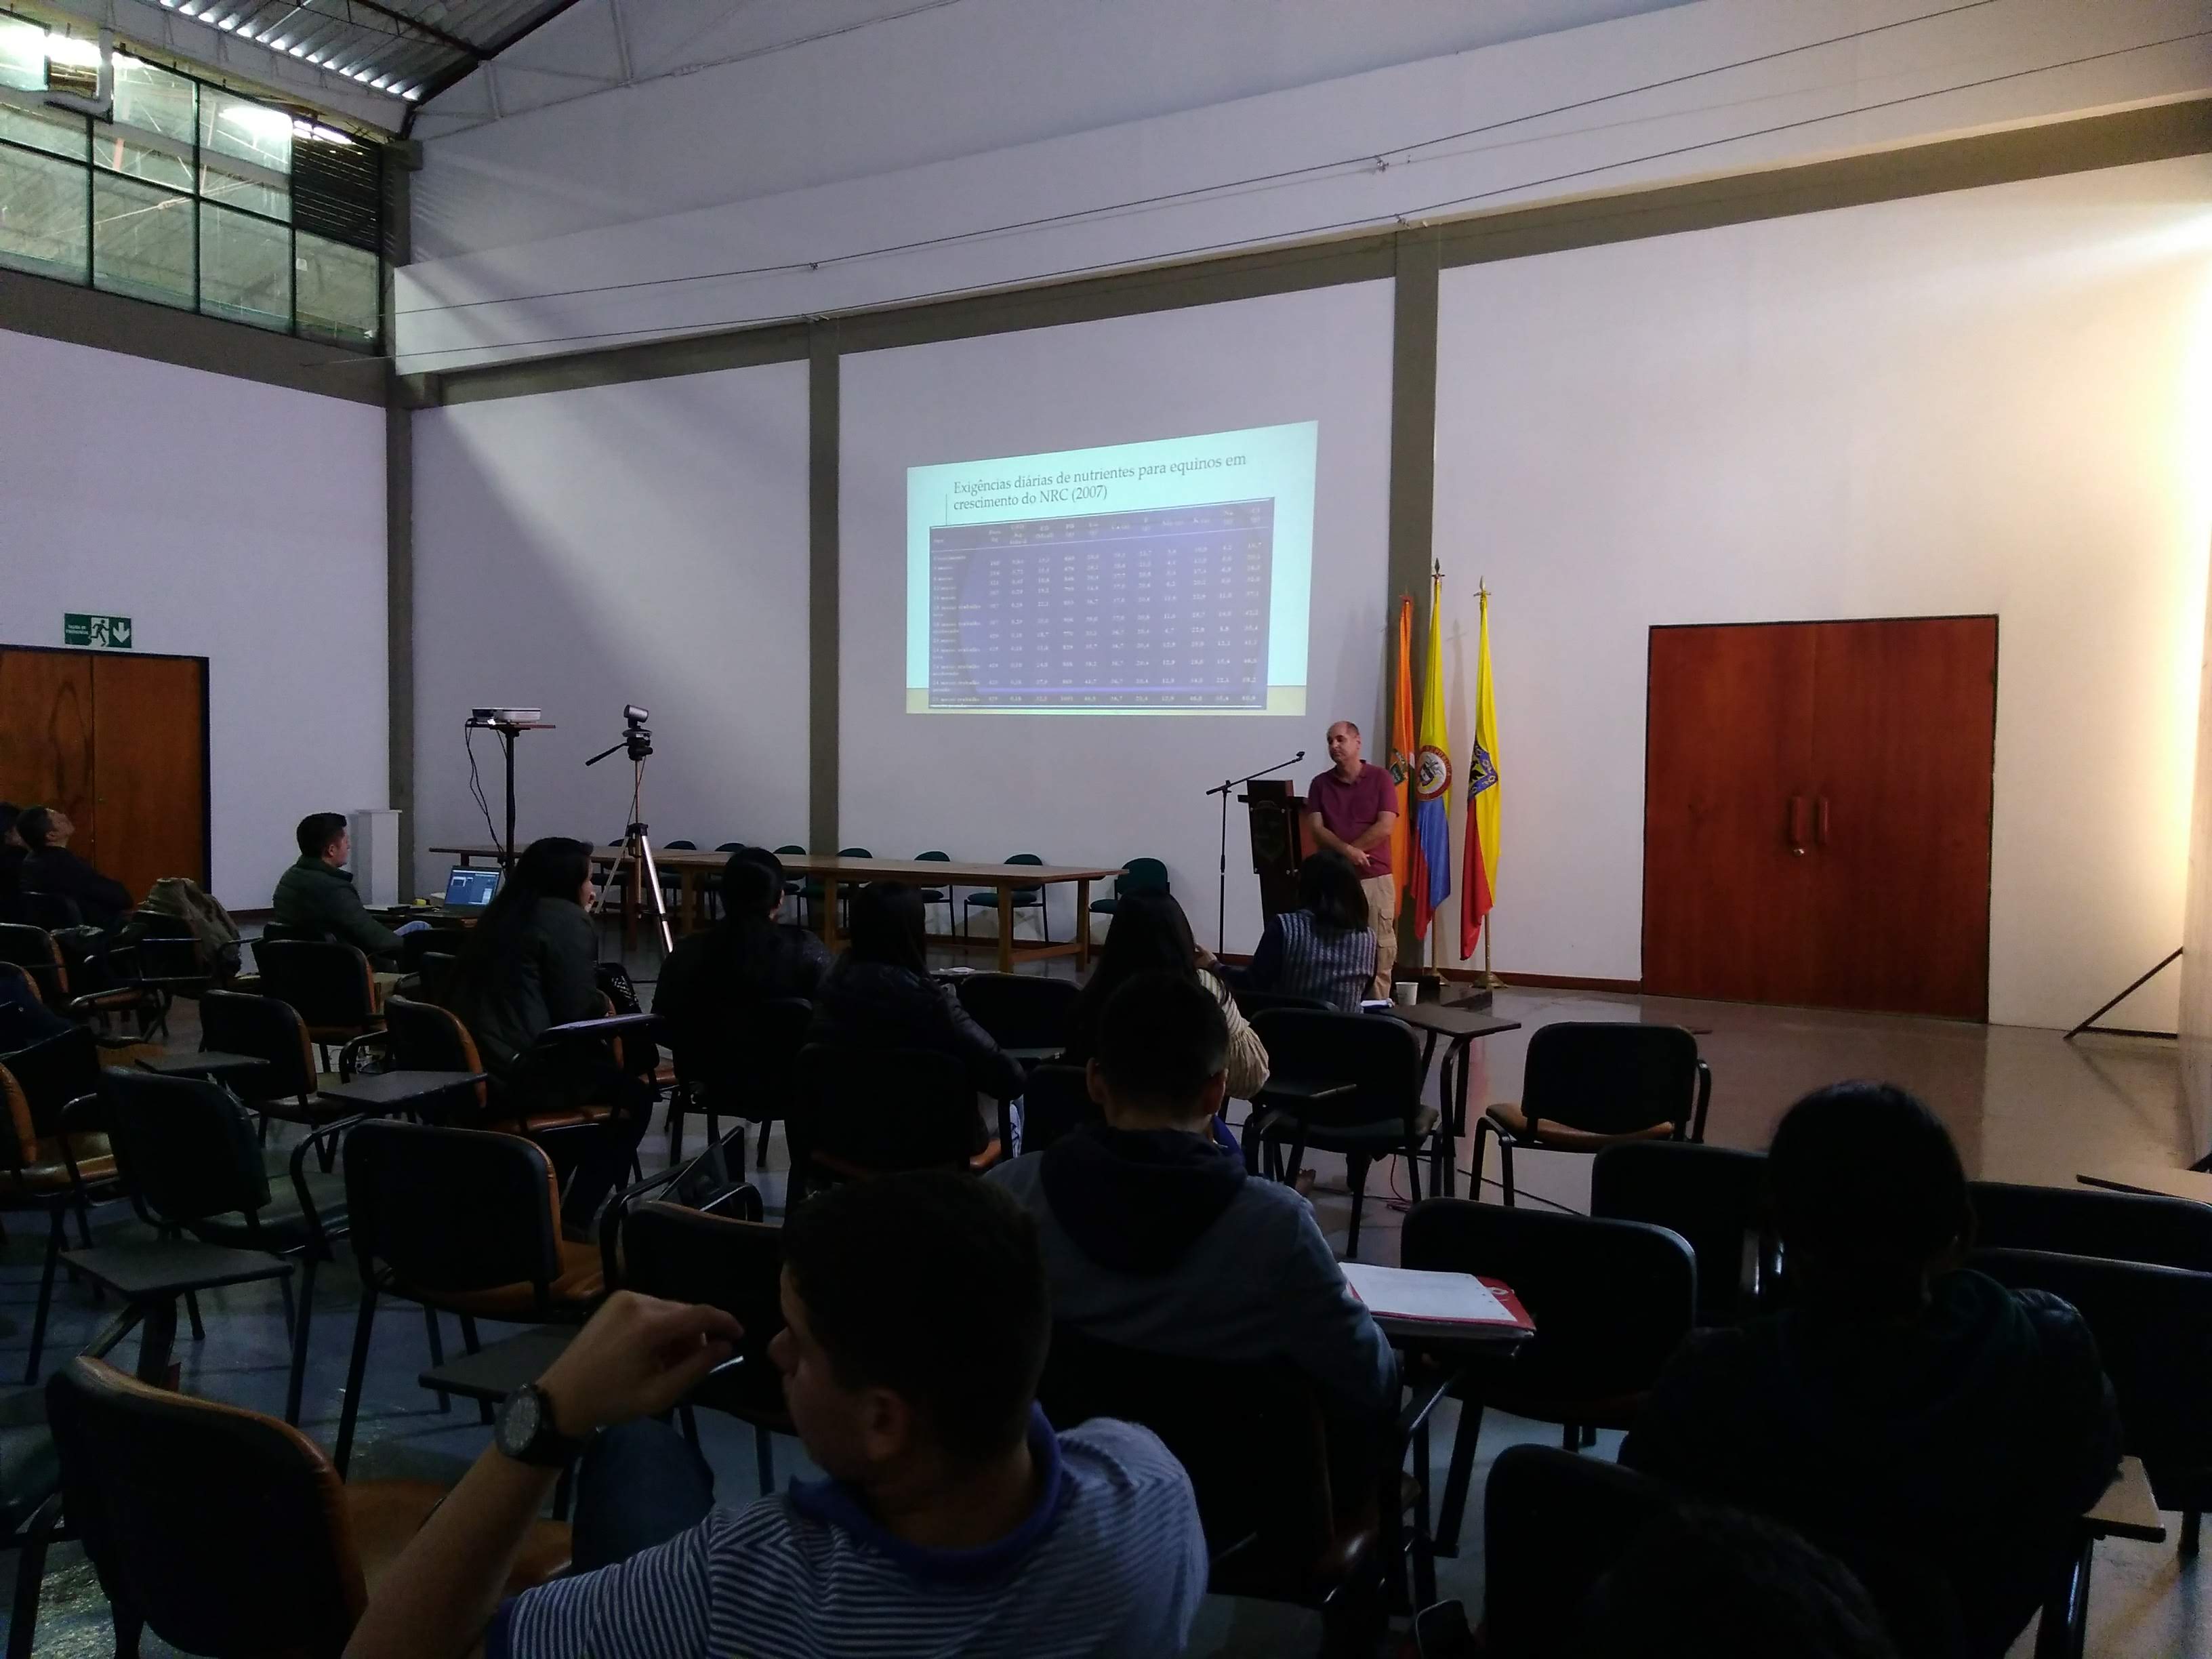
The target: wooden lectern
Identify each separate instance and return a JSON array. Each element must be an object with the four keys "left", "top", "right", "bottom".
[{"left": 1240, "top": 779, "right": 1309, "bottom": 919}]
